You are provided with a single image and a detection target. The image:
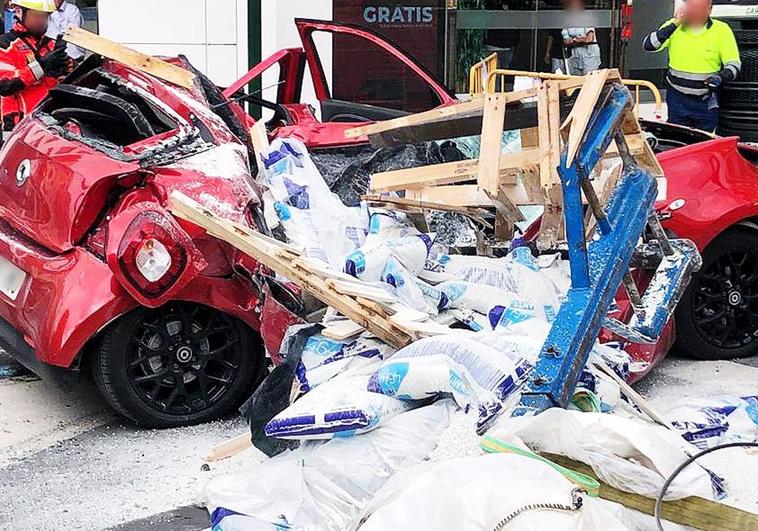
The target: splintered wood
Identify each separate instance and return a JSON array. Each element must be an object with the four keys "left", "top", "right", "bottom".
[
  {"left": 170, "top": 192, "right": 470, "bottom": 350},
  {"left": 347, "top": 69, "right": 664, "bottom": 247},
  {"left": 64, "top": 27, "right": 195, "bottom": 89}
]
